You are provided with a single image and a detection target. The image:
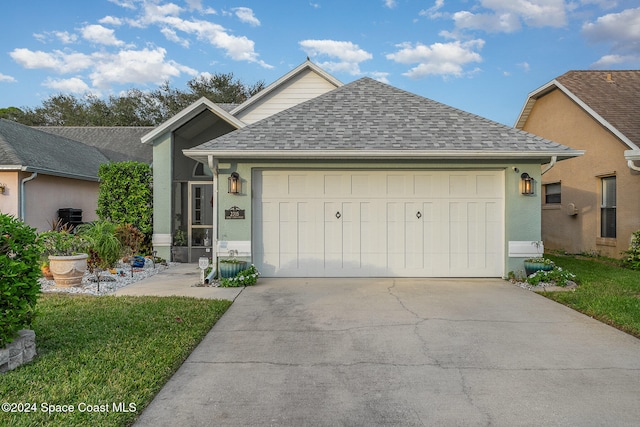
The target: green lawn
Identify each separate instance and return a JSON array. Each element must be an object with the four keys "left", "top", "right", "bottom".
[
  {"left": 543, "top": 254, "right": 640, "bottom": 338},
  {"left": 0, "top": 294, "right": 231, "bottom": 427}
]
